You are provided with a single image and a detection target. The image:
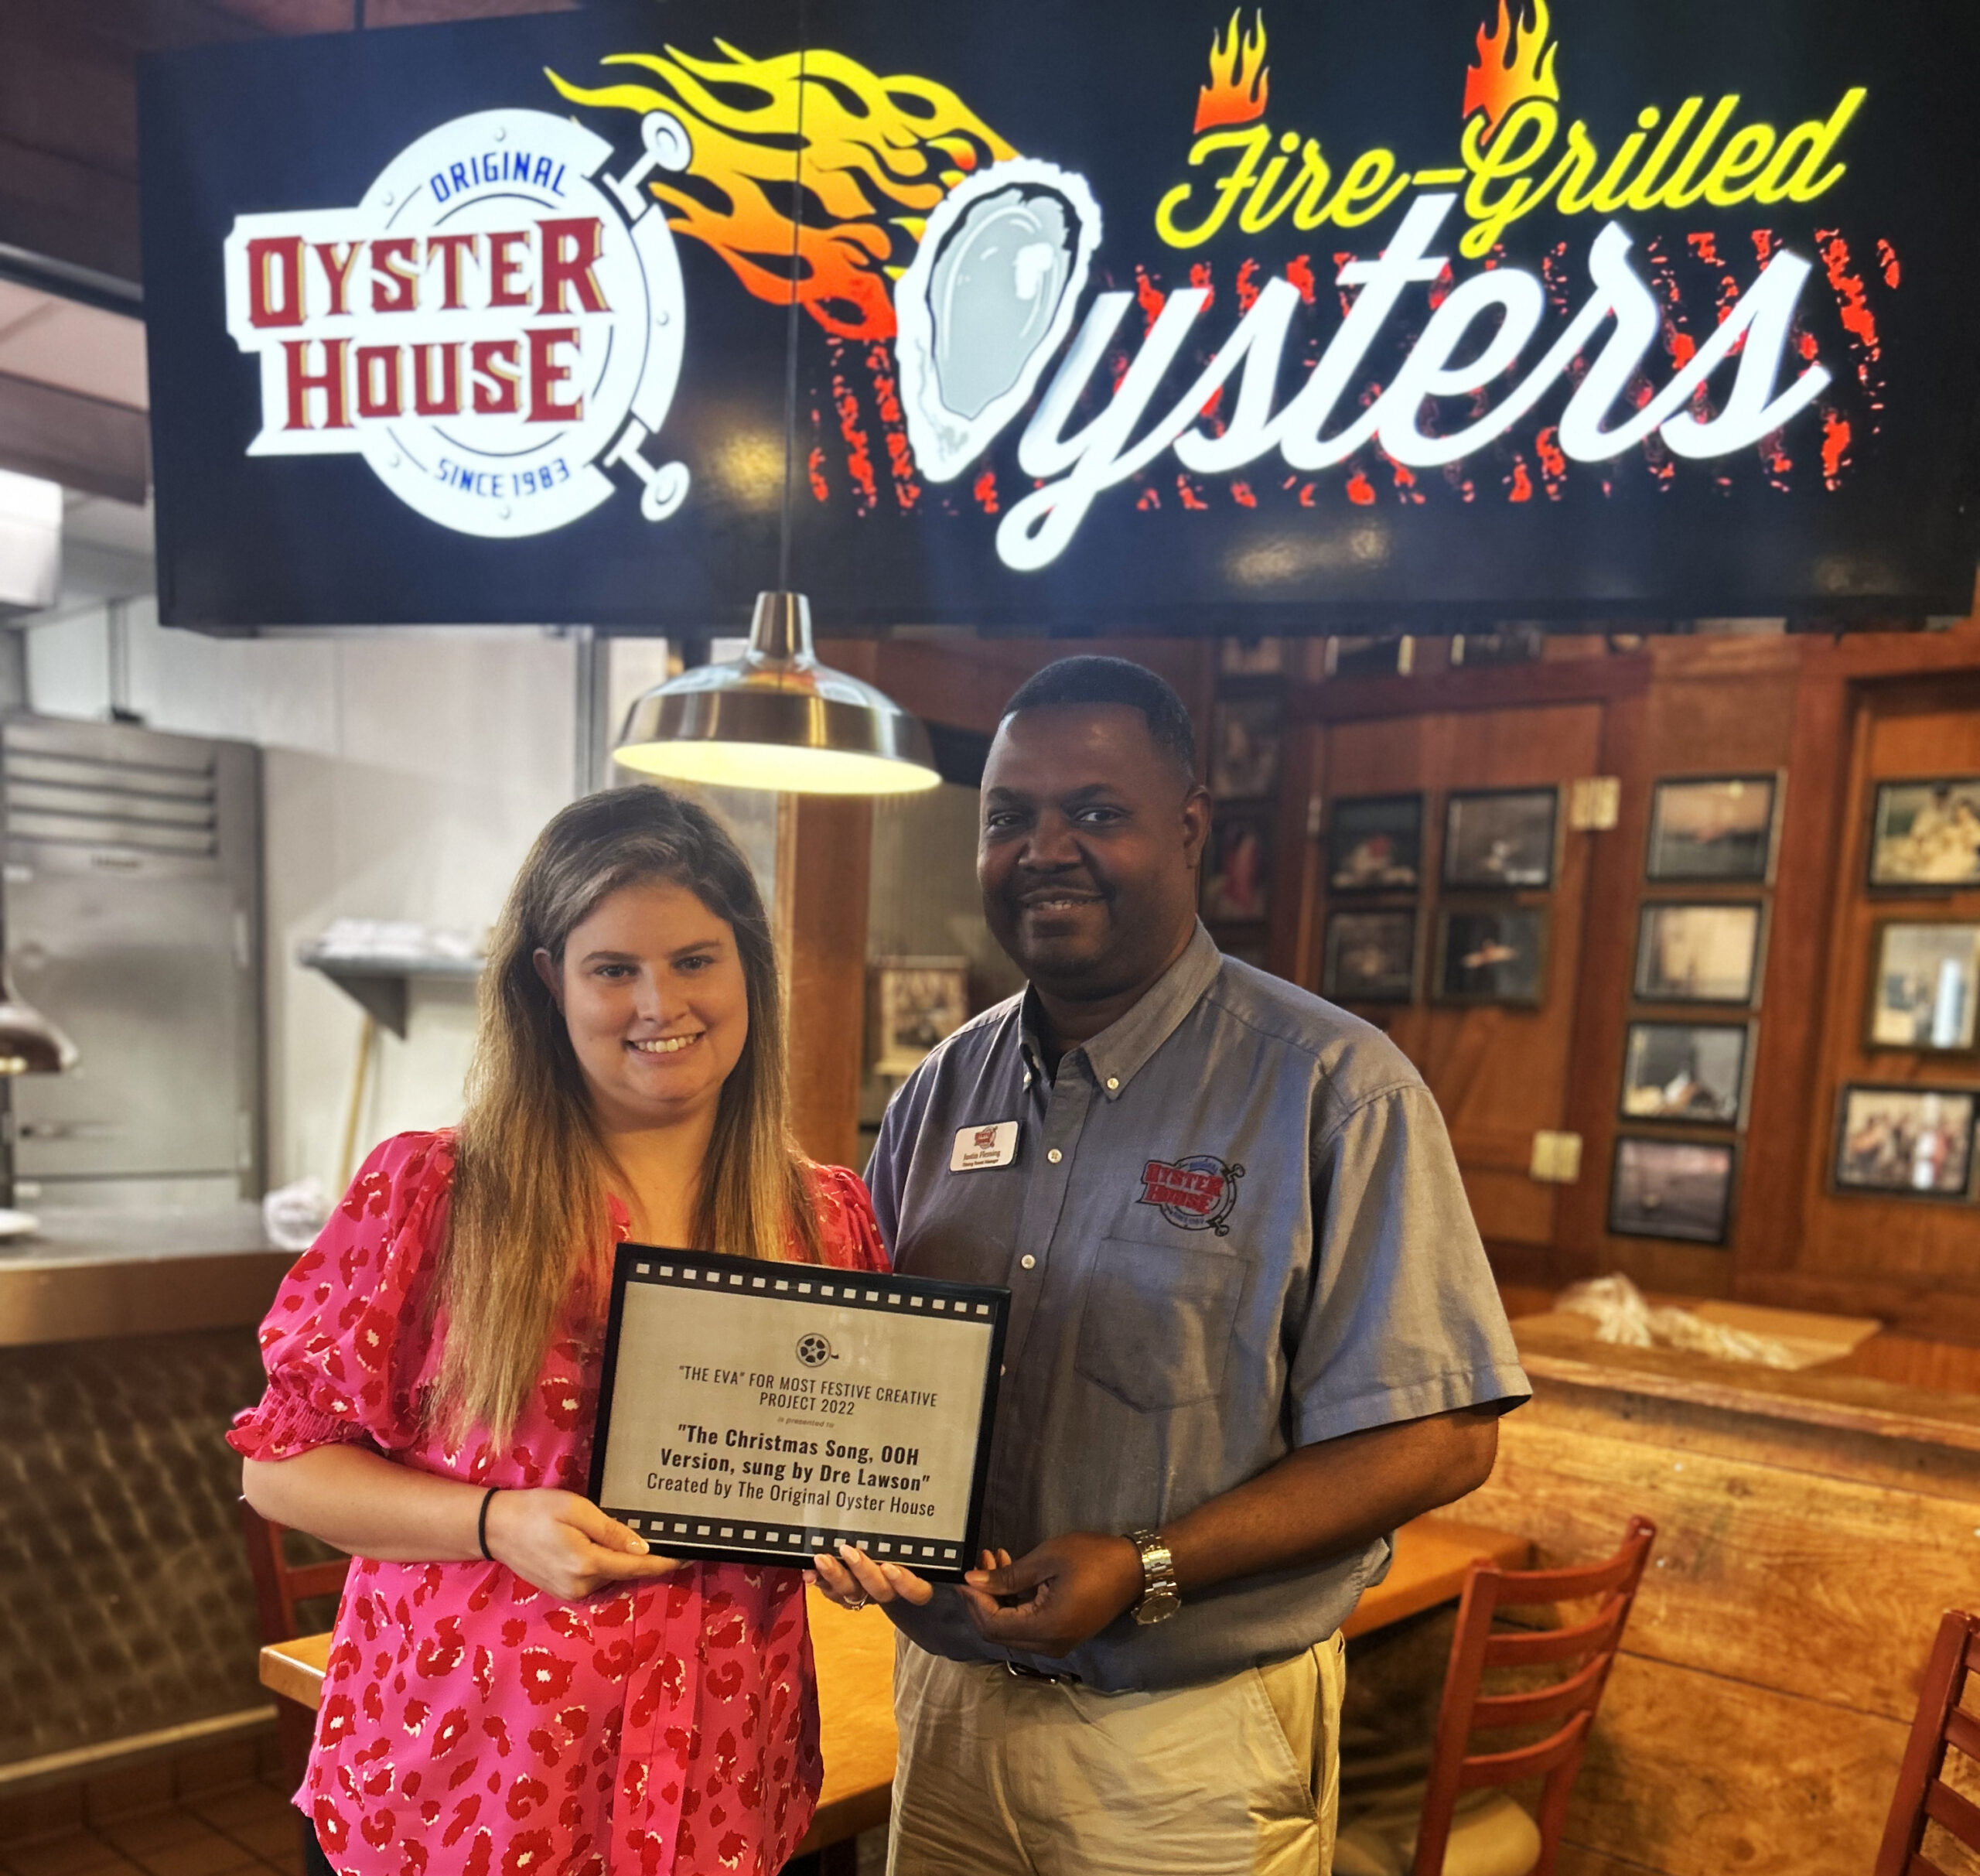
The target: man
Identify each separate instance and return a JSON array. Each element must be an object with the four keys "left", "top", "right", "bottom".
[{"left": 818, "top": 656, "right": 1528, "bottom": 1876}]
